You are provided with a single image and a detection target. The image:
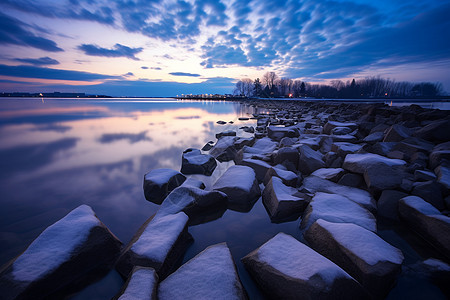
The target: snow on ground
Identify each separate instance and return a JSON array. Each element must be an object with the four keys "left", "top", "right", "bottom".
[
  {"left": 118, "top": 267, "right": 156, "bottom": 300},
  {"left": 13, "top": 205, "right": 100, "bottom": 282},
  {"left": 159, "top": 243, "right": 244, "bottom": 300},
  {"left": 303, "top": 192, "right": 376, "bottom": 232},
  {"left": 257, "top": 233, "right": 352, "bottom": 284},
  {"left": 315, "top": 219, "right": 403, "bottom": 265},
  {"left": 213, "top": 165, "right": 256, "bottom": 192},
  {"left": 131, "top": 212, "right": 188, "bottom": 262}
]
